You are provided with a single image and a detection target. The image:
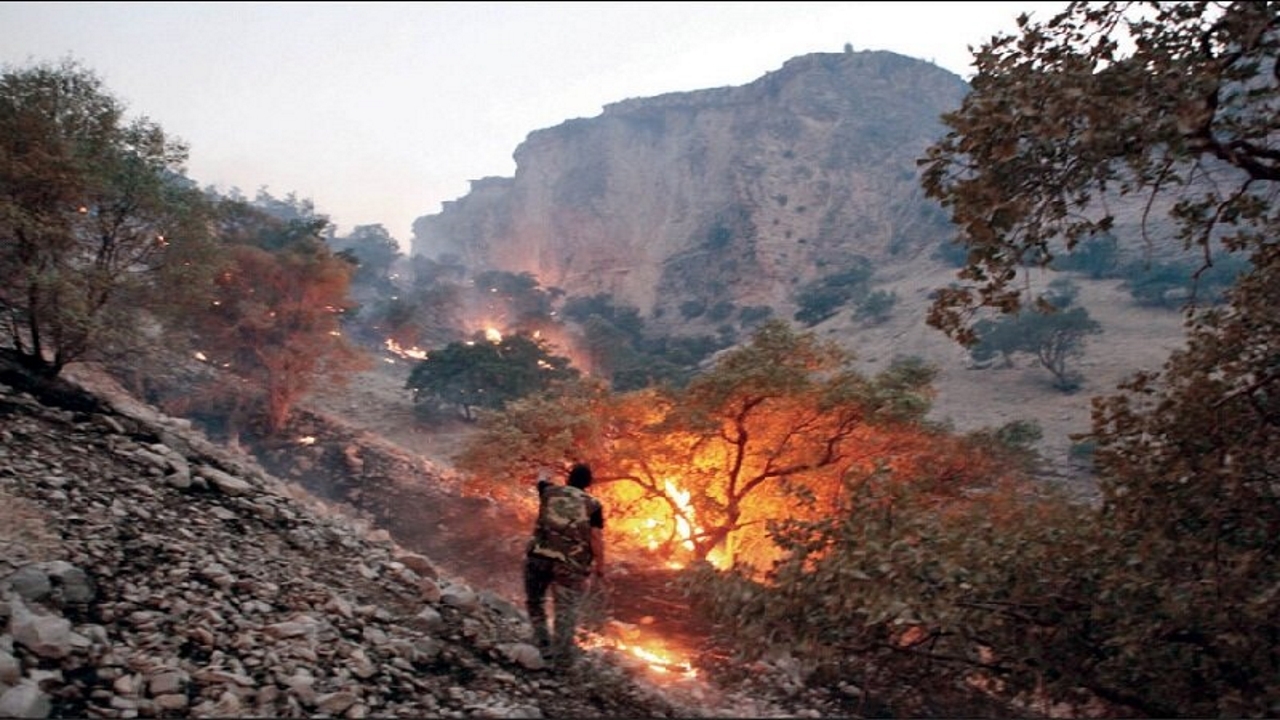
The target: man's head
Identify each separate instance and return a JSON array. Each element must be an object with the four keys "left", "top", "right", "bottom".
[{"left": 567, "top": 463, "right": 593, "bottom": 489}]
